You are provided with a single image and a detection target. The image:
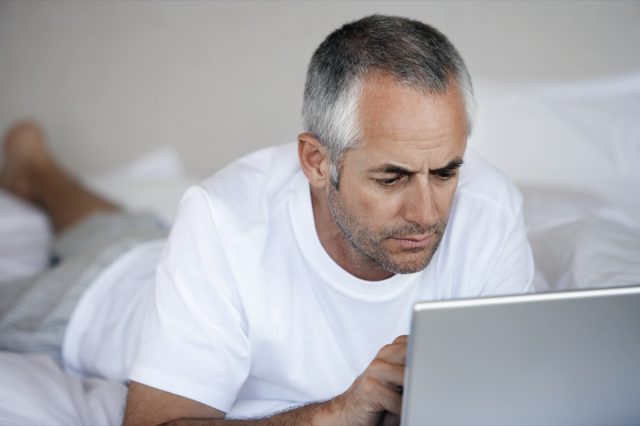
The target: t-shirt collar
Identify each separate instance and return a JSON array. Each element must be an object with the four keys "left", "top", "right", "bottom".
[{"left": 289, "top": 171, "right": 418, "bottom": 300}]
